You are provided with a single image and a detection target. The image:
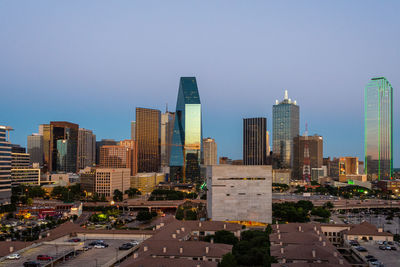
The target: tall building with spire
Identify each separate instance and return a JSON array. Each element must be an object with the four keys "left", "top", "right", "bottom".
[
  {"left": 170, "top": 77, "right": 202, "bottom": 183},
  {"left": 365, "top": 77, "right": 393, "bottom": 180},
  {"left": 273, "top": 90, "right": 299, "bottom": 168}
]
